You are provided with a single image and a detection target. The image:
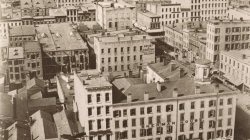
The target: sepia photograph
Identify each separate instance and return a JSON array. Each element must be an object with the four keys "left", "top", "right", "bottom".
[{"left": 0, "top": 0, "right": 249, "bottom": 139}]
